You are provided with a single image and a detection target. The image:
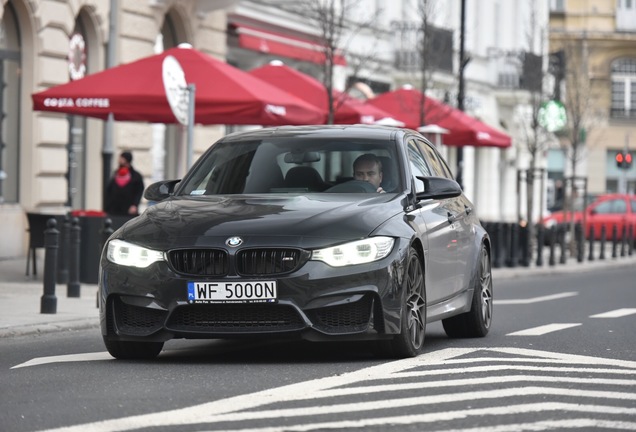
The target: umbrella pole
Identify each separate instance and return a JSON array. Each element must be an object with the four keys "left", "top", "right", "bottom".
[{"left": 186, "top": 84, "right": 195, "bottom": 170}]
